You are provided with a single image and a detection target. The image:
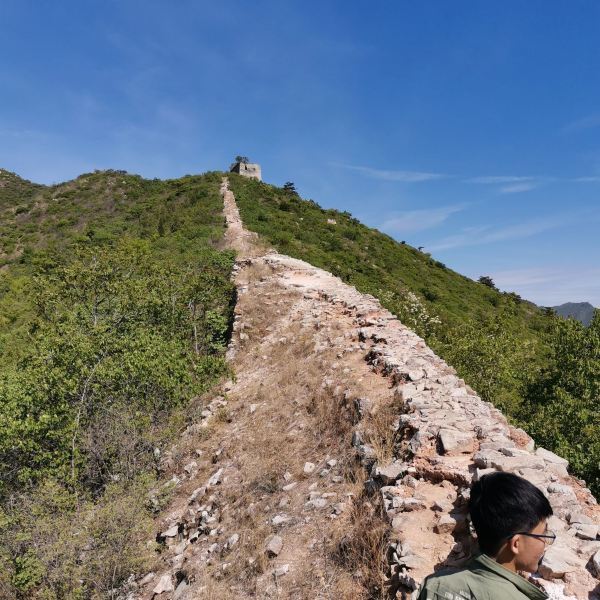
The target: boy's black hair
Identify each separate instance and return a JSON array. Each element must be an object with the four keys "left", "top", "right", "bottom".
[{"left": 469, "top": 472, "right": 553, "bottom": 556}]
